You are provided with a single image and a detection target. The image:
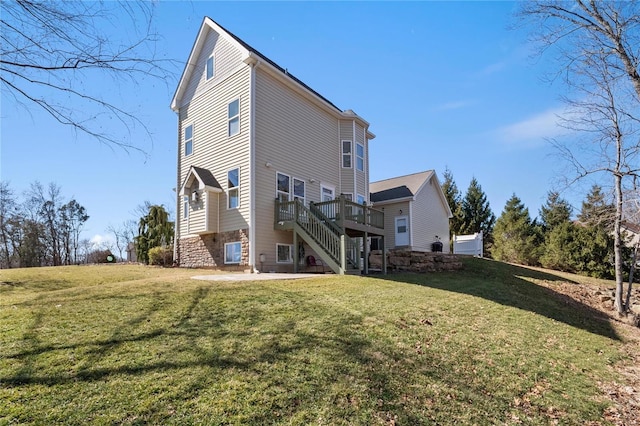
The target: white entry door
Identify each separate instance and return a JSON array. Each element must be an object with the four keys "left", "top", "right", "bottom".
[{"left": 395, "top": 216, "right": 409, "bottom": 246}]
